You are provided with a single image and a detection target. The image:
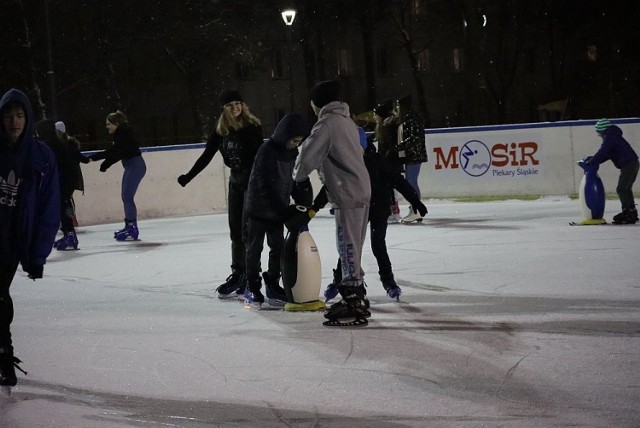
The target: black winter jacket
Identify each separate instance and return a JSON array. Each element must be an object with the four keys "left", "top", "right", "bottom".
[
  {"left": 90, "top": 124, "right": 142, "bottom": 171},
  {"left": 244, "top": 114, "right": 311, "bottom": 222}
]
